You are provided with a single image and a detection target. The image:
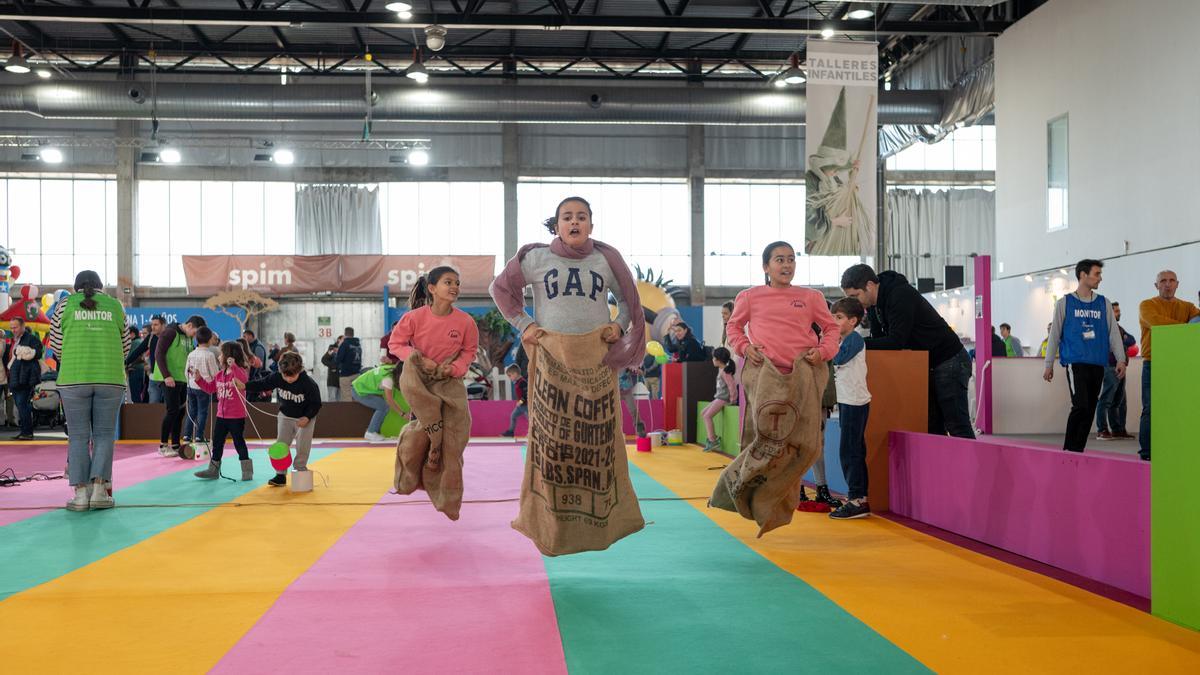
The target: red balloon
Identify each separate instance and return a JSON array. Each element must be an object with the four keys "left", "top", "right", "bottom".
[
  {"left": 9, "top": 266, "right": 19, "bottom": 280},
  {"left": 270, "top": 455, "right": 292, "bottom": 472},
  {"left": 1127, "top": 345, "right": 1139, "bottom": 358}
]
